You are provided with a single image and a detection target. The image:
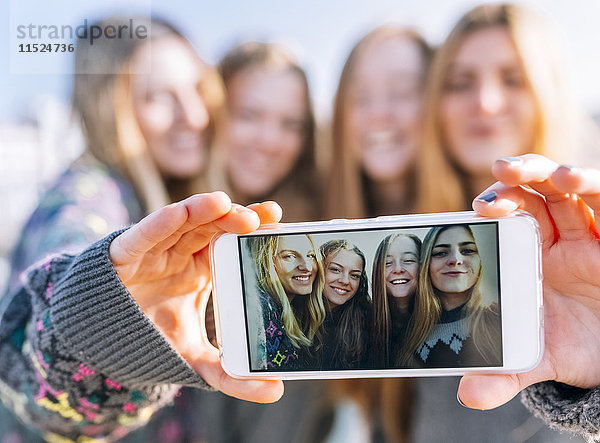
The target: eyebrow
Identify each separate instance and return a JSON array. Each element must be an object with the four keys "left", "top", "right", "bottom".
[
  {"left": 330, "top": 260, "right": 362, "bottom": 272},
  {"left": 433, "top": 241, "right": 476, "bottom": 248}
]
